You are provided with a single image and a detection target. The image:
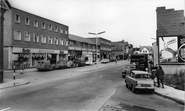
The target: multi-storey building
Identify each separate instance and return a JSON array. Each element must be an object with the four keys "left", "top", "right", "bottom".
[
  {"left": 88, "top": 37, "right": 111, "bottom": 60},
  {"left": 155, "top": 6, "right": 185, "bottom": 74},
  {"left": 68, "top": 34, "right": 96, "bottom": 64},
  {"left": 3, "top": 7, "right": 69, "bottom": 69}
]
